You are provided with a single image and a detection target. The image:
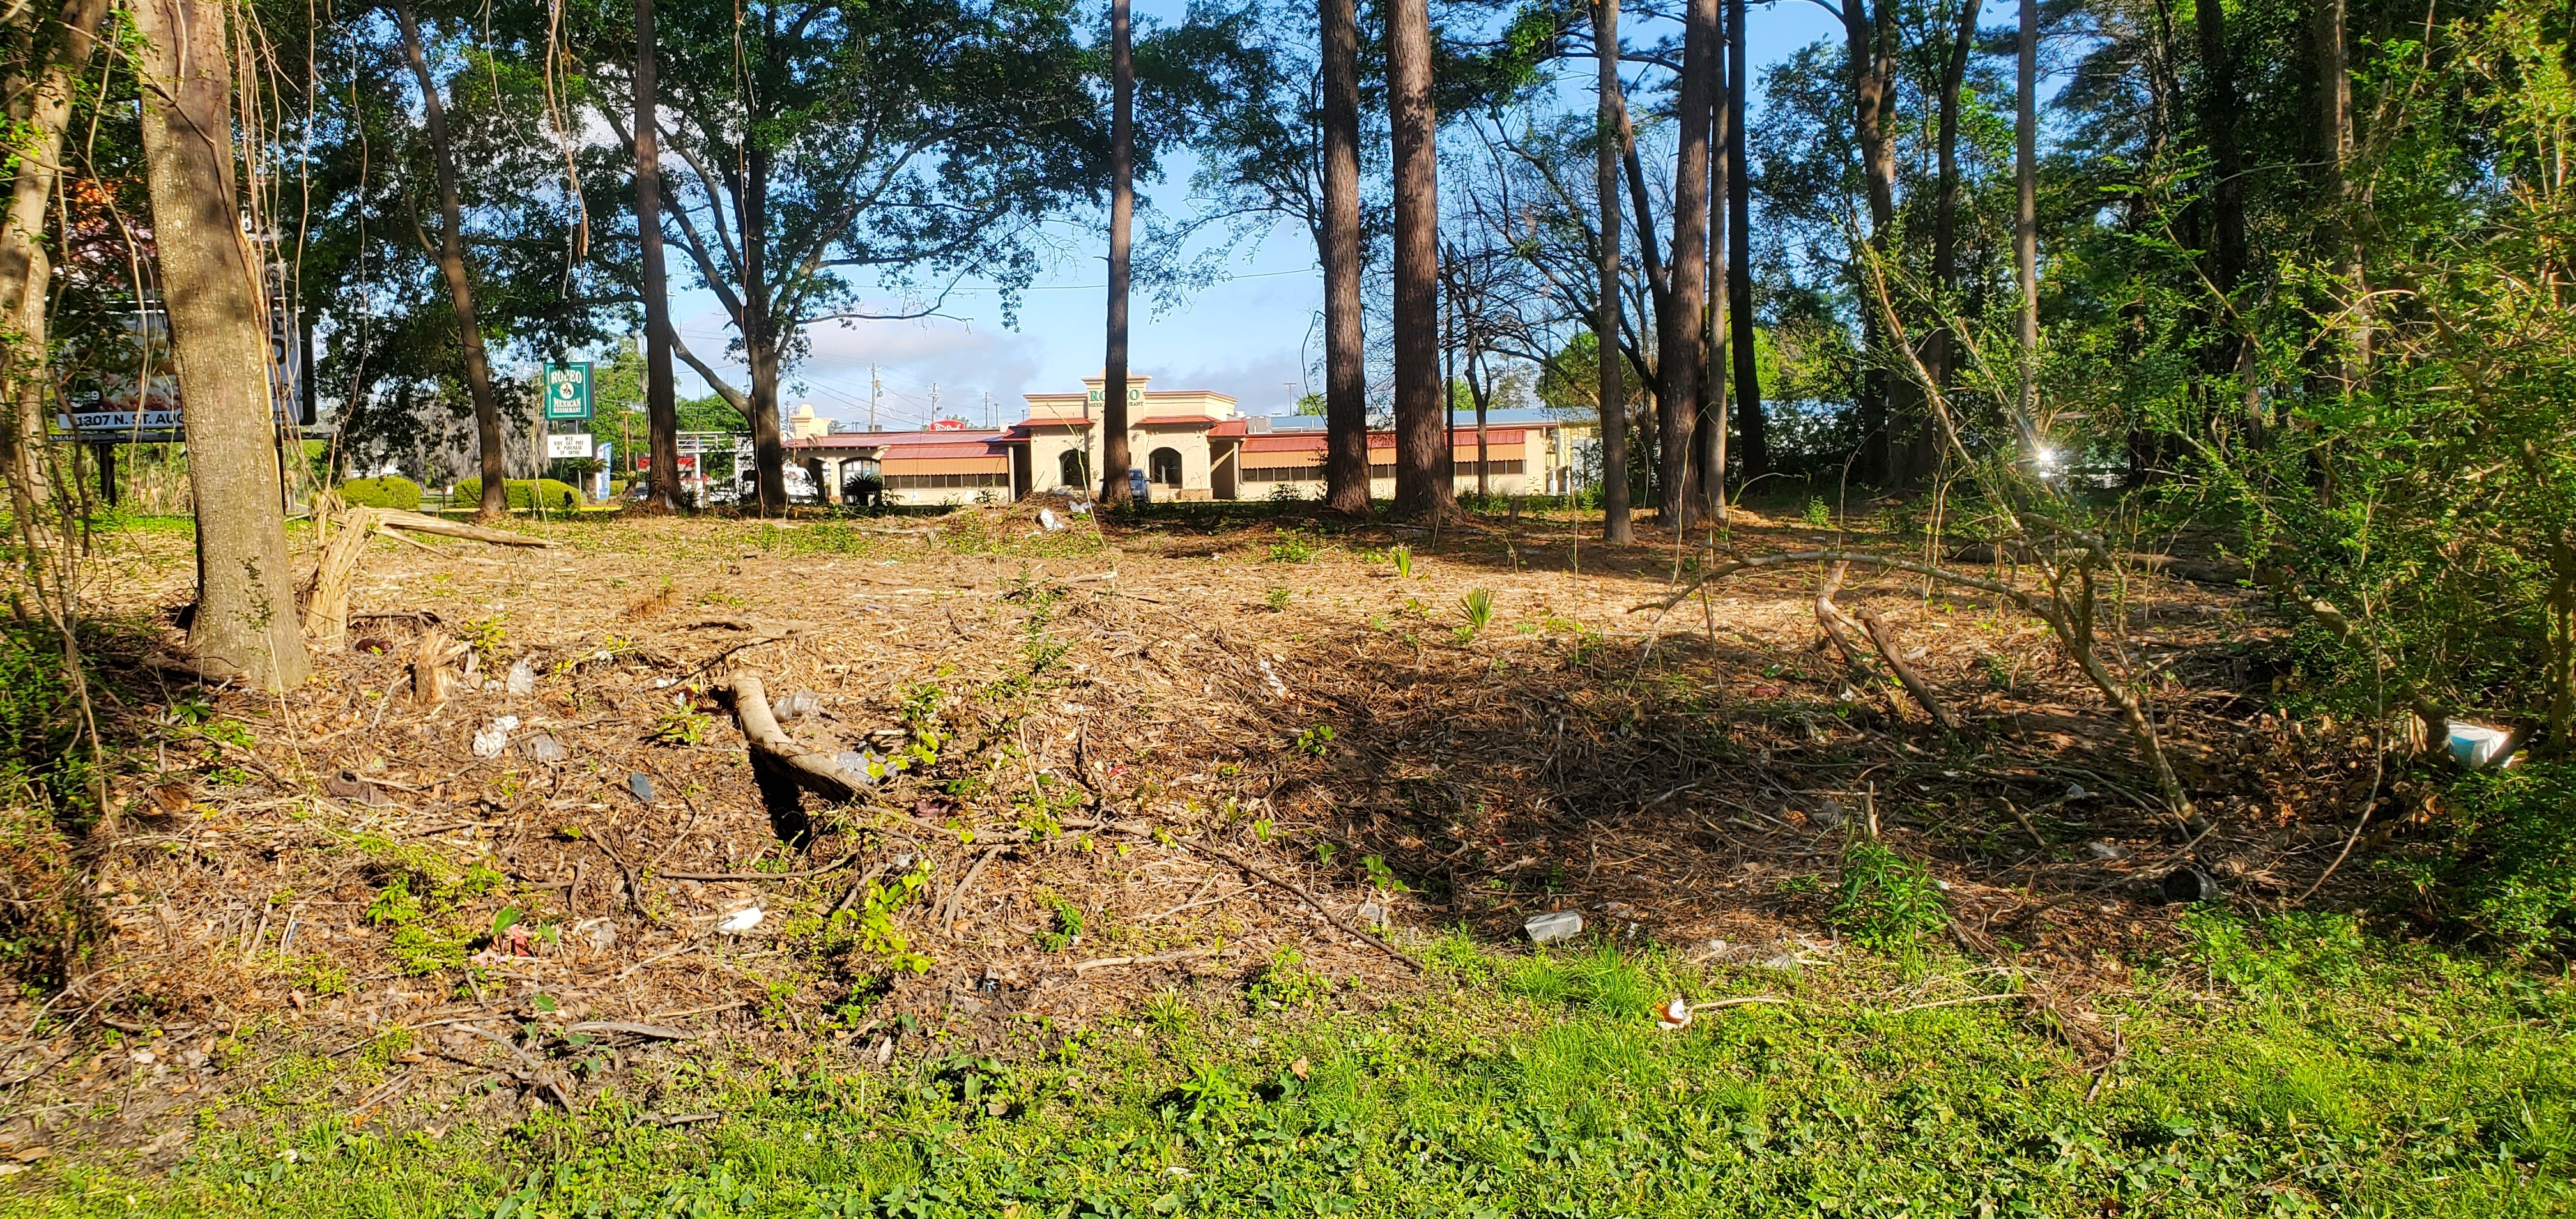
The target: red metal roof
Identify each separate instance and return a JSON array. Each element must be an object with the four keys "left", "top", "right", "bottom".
[
  {"left": 884, "top": 441, "right": 1009, "bottom": 460},
  {"left": 1242, "top": 427, "right": 1523, "bottom": 453},
  {"left": 785, "top": 428, "right": 1008, "bottom": 451}
]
